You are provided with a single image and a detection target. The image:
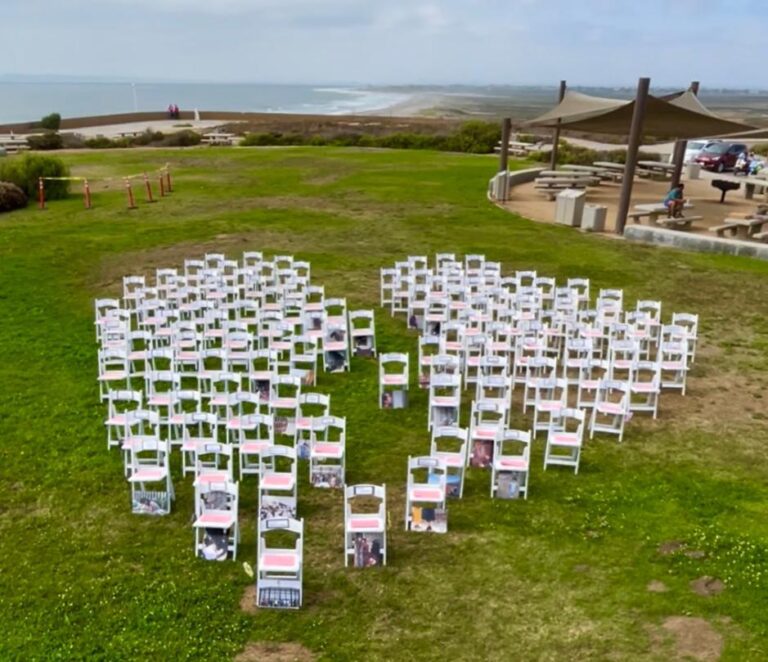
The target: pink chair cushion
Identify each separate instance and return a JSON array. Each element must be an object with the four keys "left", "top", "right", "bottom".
[
  {"left": 196, "top": 512, "right": 233, "bottom": 526},
  {"left": 410, "top": 487, "right": 443, "bottom": 501},
  {"left": 261, "top": 474, "right": 294, "bottom": 488},
  {"left": 349, "top": 517, "right": 382, "bottom": 530},
  {"left": 260, "top": 552, "right": 298, "bottom": 570},
  {"left": 550, "top": 432, "right": 580, "bottom": 446}
]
